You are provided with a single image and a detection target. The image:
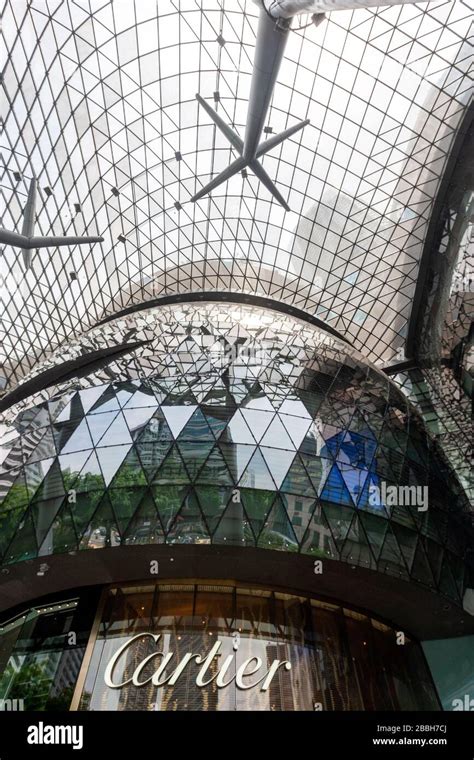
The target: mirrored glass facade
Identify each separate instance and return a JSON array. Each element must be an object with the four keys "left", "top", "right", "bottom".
[
  {"left": 0, "top": 595, "right": 96, "bottom": 711},
  {"left": 0, "top": 302, "right": 471, "bottom": 606}
]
